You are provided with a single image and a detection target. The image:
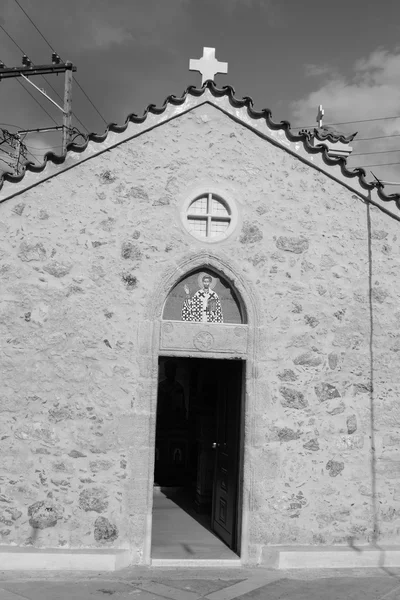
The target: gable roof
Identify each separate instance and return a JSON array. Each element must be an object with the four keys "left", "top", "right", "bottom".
[{"left": 1, "top": 80, "right": 399, "bottom": 216}]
